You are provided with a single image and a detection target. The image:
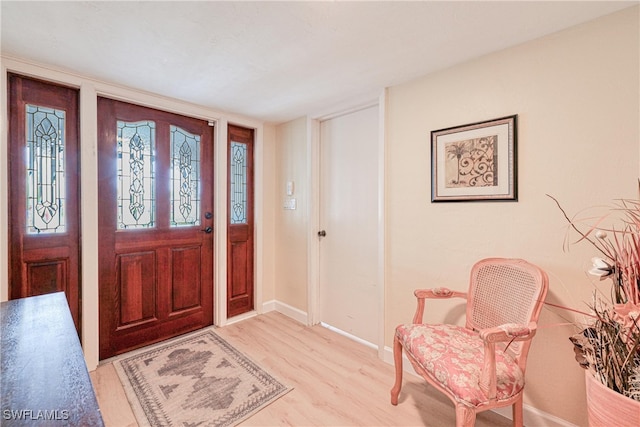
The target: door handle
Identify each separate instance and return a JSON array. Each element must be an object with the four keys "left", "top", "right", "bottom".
[
  {"left": 203, "top": 226, "right": 213, "bottom": 234},
  {"left": 318, "top": 230, "right": 326, "bottom": 237}
]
